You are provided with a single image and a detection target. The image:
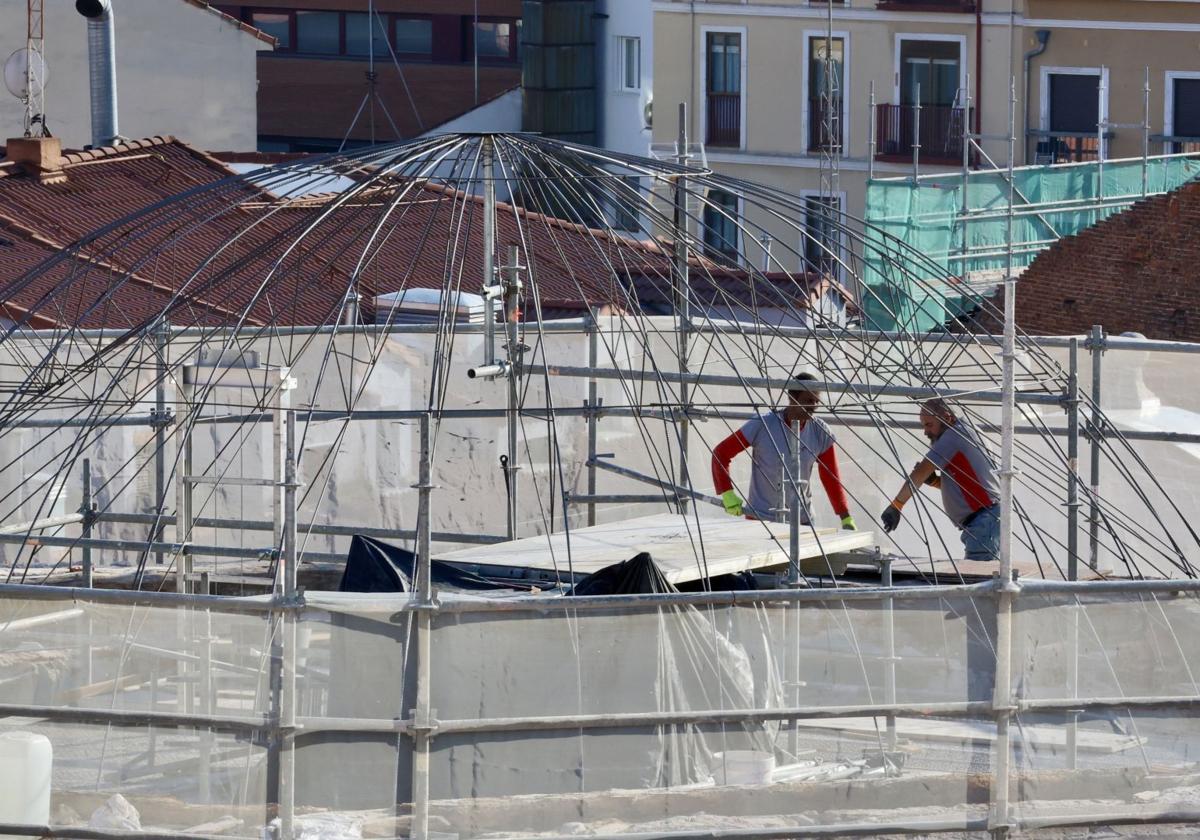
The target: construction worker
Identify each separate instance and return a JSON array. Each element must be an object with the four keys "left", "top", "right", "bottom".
[
  {"left": 711, "top": 373, "right": 856, "bottom": 529},
  {"left": 880, "top": 397, "right": 1000, "bottom": 561}
]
